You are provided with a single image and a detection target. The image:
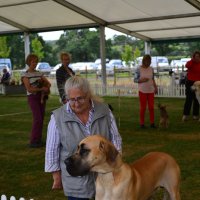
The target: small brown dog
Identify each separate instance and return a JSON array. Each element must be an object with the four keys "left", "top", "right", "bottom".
[
  {"left": 37, "top": 78, "right": 50, "bottom": 104},
  {"left": 158, "top": 103, "right": 169, "bottom": 128}
]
